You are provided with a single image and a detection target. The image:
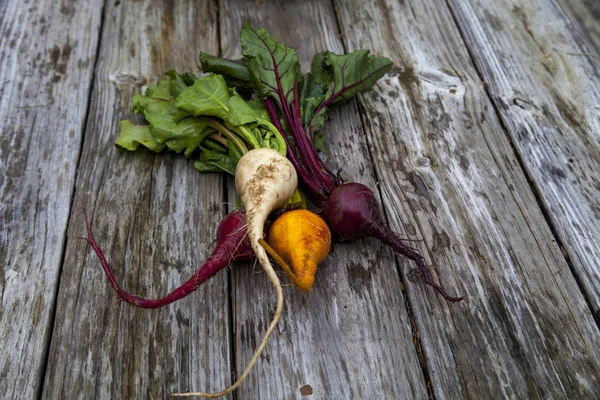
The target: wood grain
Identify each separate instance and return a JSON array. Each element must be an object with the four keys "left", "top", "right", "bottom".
[
  {"left": 0, "top": 0, "right": 103, "bottom": 398},
  {"left": 335, "top": 0, "right": 600, "bottom": 398},
  {"left": 557, "top": 0, "right": 600, "bottom": 52},
  {"left": 220, "top": 0, "right": 429, "bottom": 398},
  {"left": 446, "top": 0, "right": 600, "bottom": 316},
  {"left": 2, "top": 0, "right": 599, "bottom": 398},
  {"left": 42, "top": 1, "right": 228, "bottom": 398}
]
